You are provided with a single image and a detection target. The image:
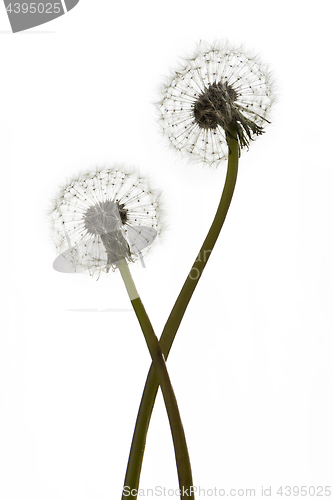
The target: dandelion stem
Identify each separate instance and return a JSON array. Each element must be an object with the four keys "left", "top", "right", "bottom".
[
  {"left": 123, "top": 128, "right": 239, "bottom": 496},
  {"left": 118, "top": 259, "right": 194, "bottom": 500}
]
